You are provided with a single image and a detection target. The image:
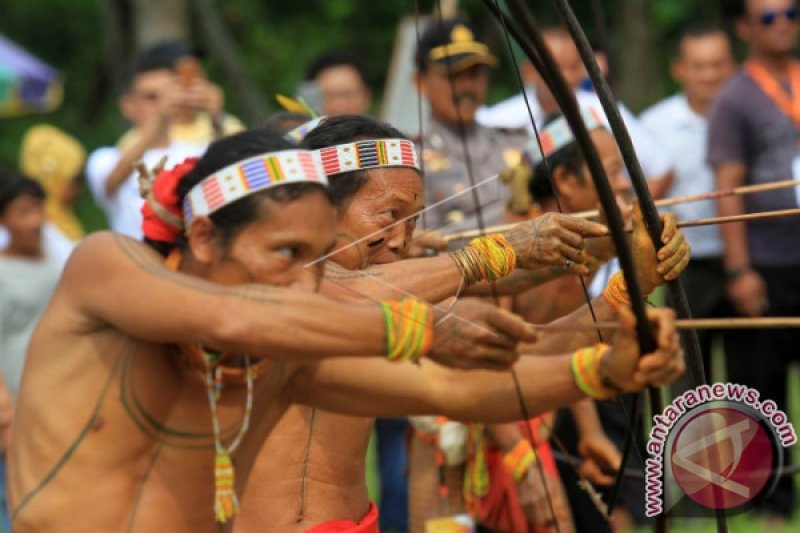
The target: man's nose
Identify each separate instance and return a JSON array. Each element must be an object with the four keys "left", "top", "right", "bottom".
[
  {"left": 290, "top": 267, "right": 321, "bottom": 293},
  {"left": 385, "top": 222, "right": 411, "bottom": 253}
]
